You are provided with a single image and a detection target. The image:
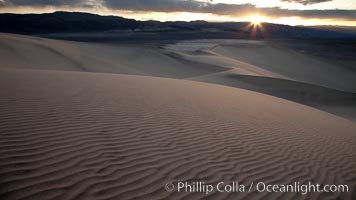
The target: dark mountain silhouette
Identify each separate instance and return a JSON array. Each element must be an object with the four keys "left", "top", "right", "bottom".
[{"left": 0, "top": 11, "right": 139, "bottom": 34}]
